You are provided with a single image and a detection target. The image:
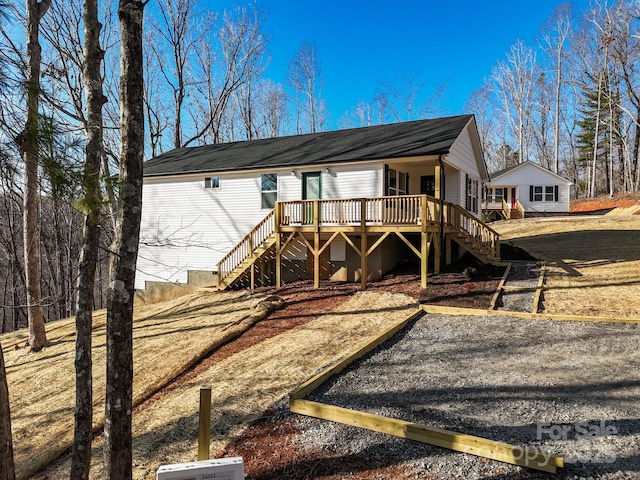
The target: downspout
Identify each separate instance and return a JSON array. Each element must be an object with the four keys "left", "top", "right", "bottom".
[{"left": 439, "top": 155, "right": 446, "bottom": 268}]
